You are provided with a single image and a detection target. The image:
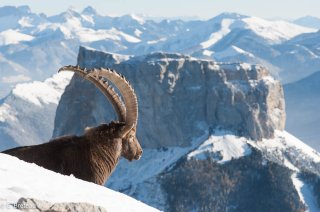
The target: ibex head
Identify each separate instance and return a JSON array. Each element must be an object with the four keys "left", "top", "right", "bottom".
[{"left": 59, "top": 65, "right": 142, "bottom": 162}]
